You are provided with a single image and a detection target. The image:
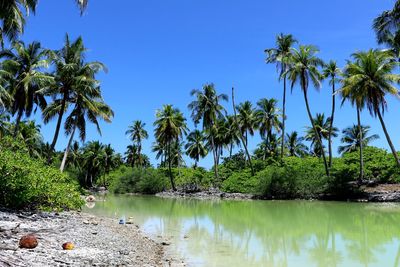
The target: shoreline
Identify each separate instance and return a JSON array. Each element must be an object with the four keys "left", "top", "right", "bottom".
[
  {"left": 0, "top": 209, "right": 184, "bottom": 266},
  {"left": 155, "top": 183, "right": 400, "bottom": 202}
]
